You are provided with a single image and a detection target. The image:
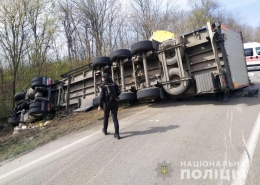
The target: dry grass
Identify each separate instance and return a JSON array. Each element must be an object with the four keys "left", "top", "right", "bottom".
[{"left": 0, "top": 105, "right": 131, "bottom": 163}]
